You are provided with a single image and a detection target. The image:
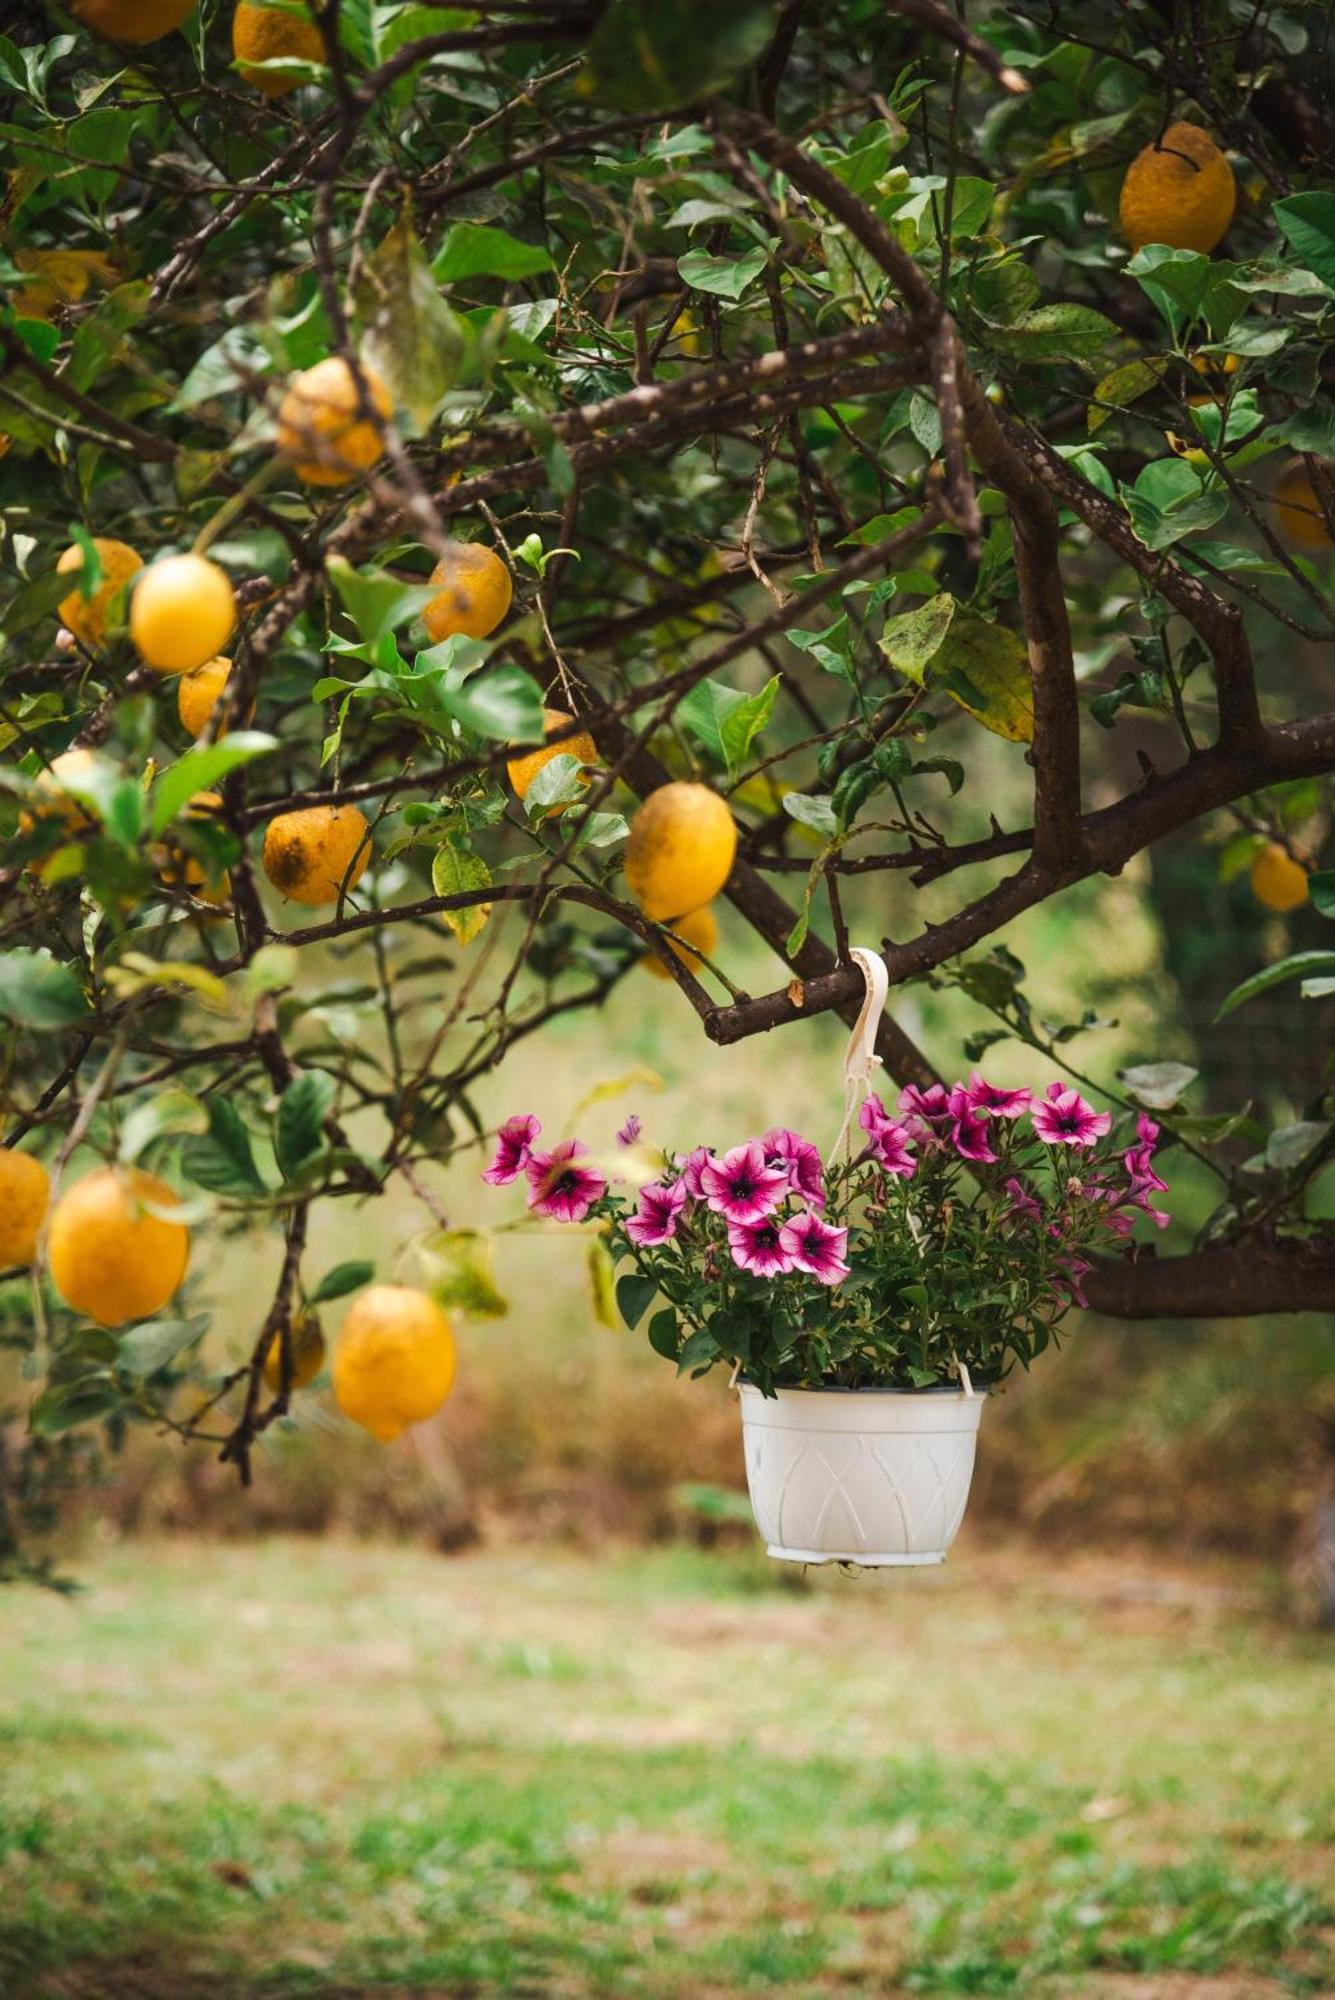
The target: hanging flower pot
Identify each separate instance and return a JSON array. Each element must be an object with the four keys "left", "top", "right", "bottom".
[{"left": 480, "top": 949, "right": 1171, "bottom": 1571}]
